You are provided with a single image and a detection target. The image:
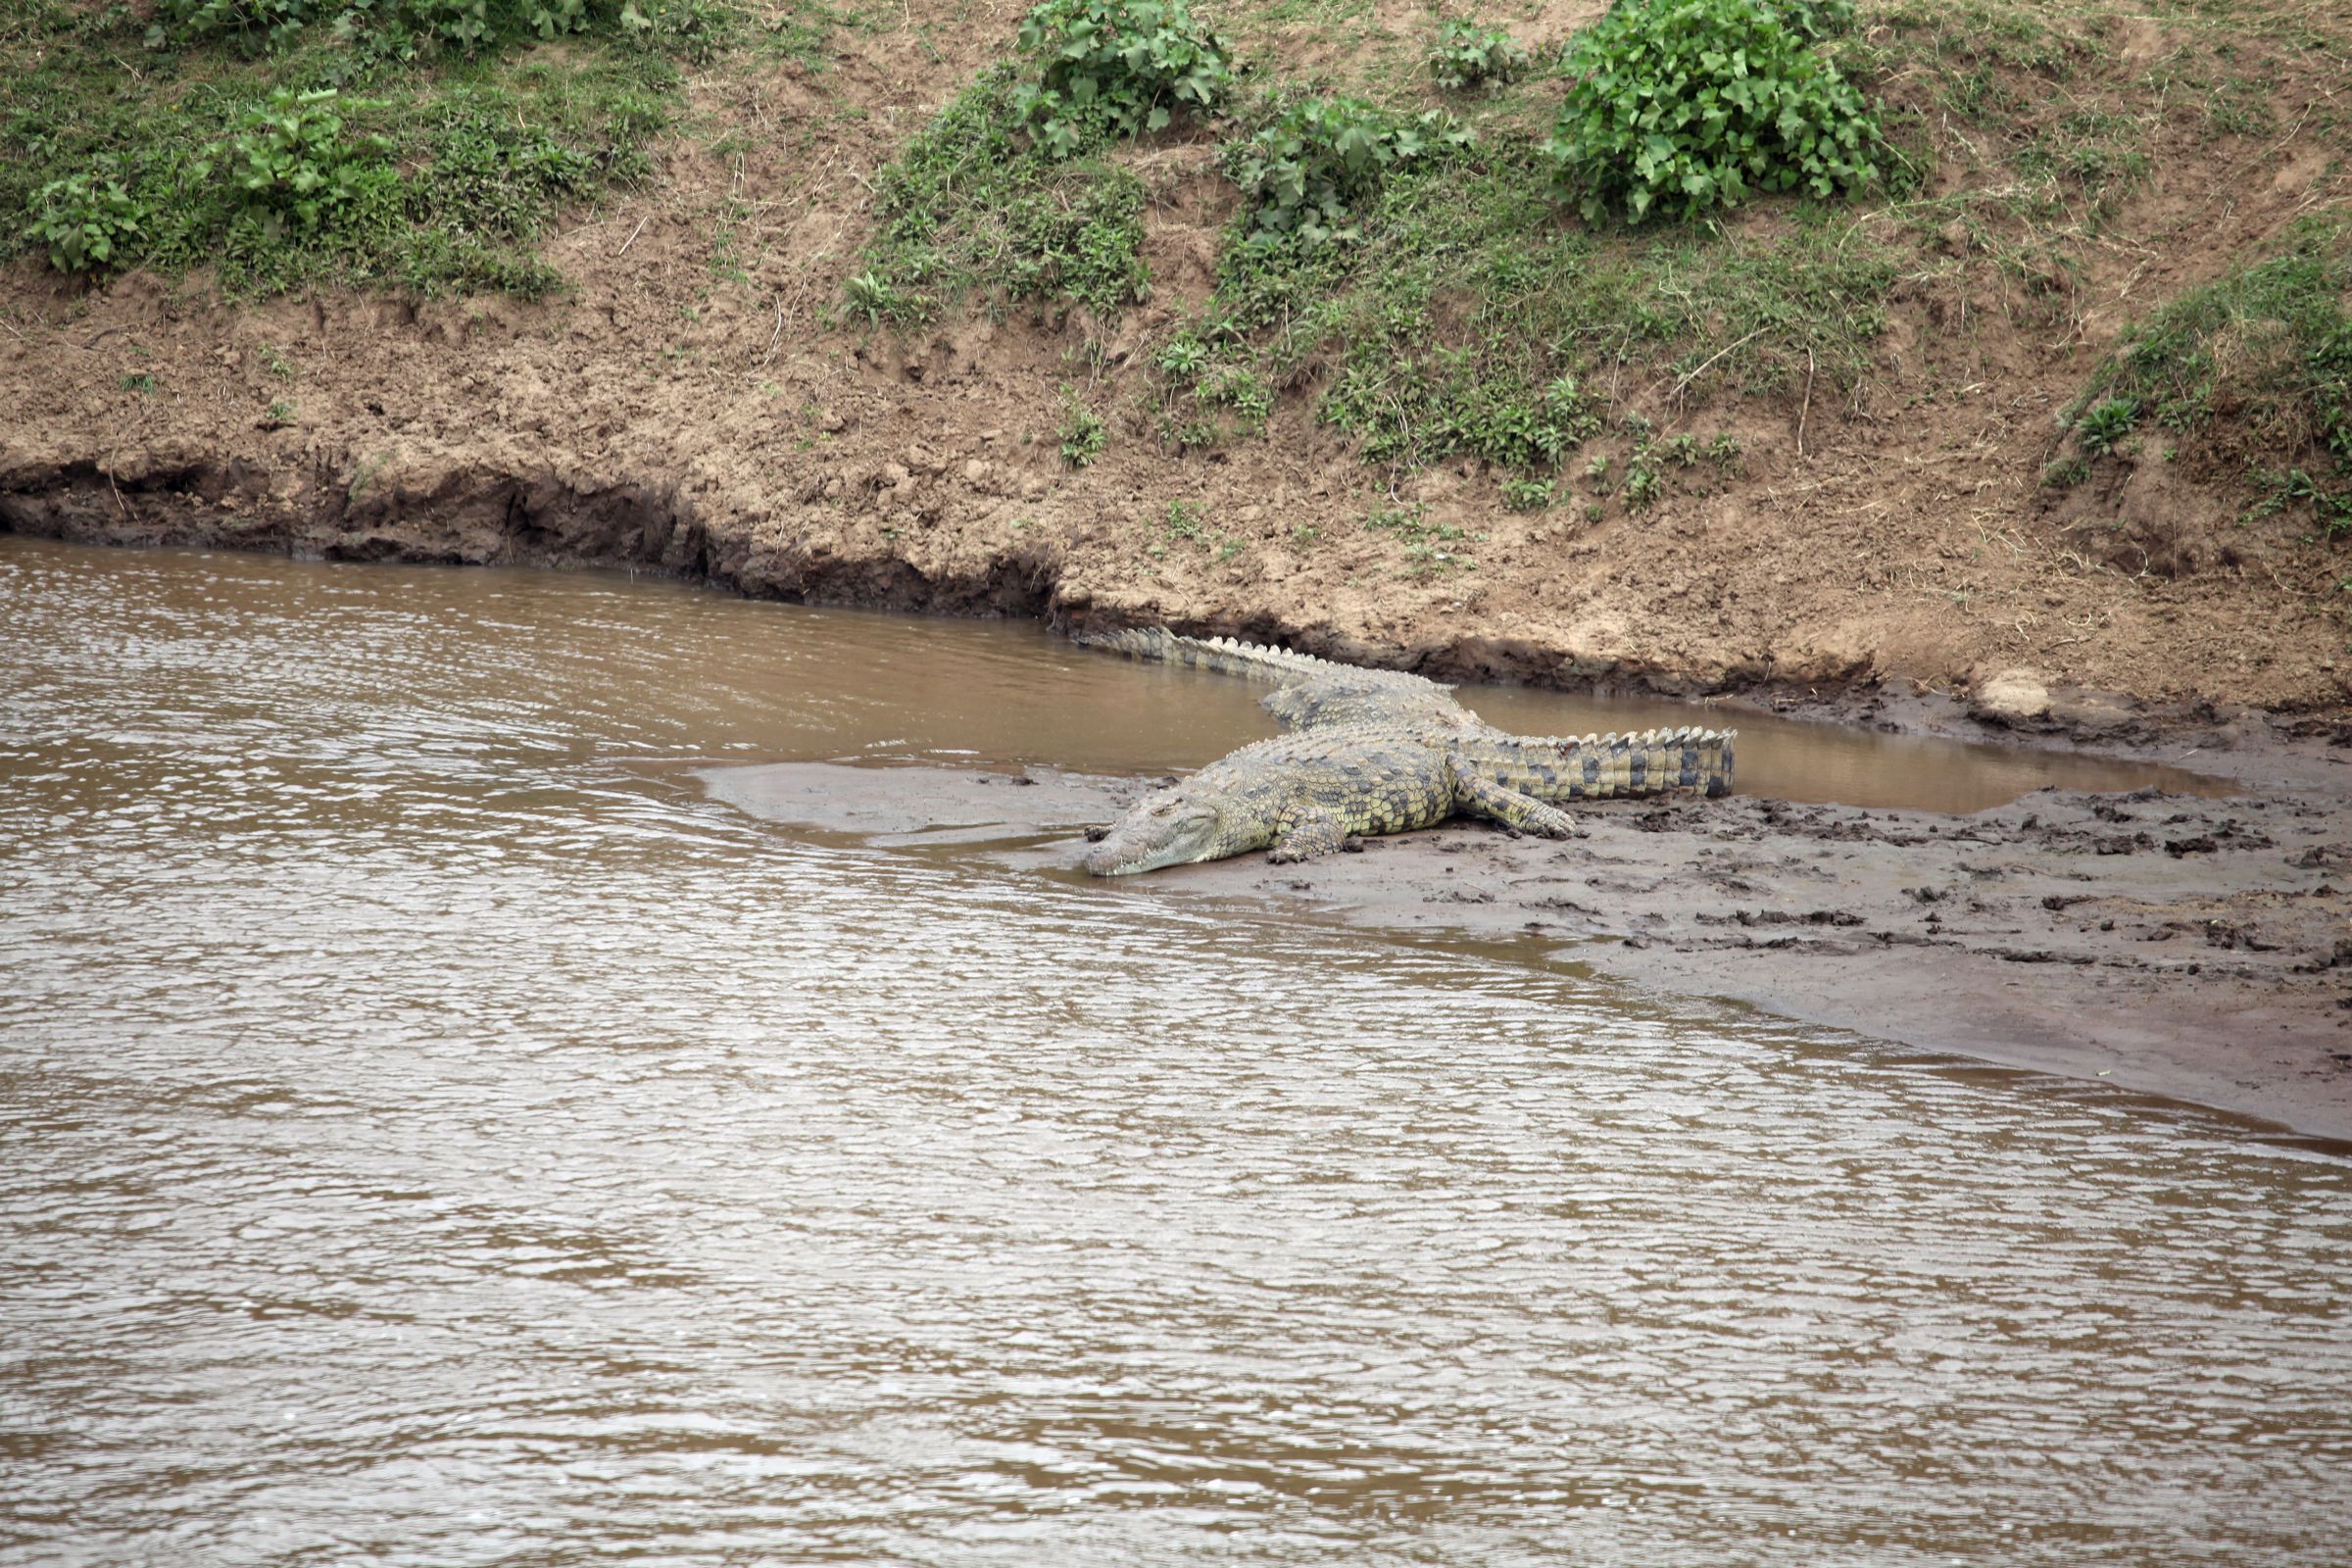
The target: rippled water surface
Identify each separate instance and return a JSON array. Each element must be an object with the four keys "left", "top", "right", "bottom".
[{"left": 1, "top": 537, "right": 2345, "bottom": 1566}]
